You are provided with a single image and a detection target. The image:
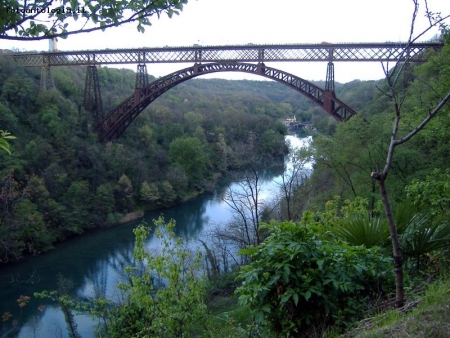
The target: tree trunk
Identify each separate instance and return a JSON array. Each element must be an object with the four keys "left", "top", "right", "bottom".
[{"left": 377, "top": 176, "right": 404, "bottom": 308}]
